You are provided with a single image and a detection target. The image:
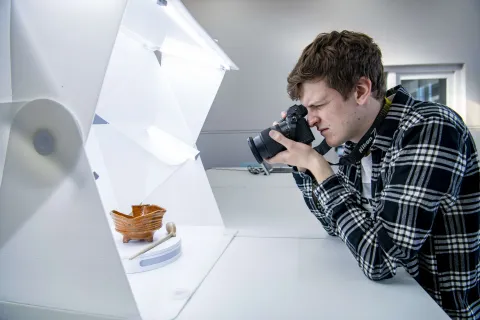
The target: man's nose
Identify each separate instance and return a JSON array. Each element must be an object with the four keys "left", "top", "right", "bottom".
[{"left": 307, "top": 115, "right": 318, "bottom": 127}]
